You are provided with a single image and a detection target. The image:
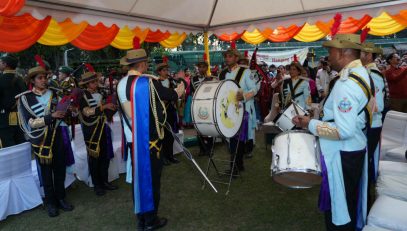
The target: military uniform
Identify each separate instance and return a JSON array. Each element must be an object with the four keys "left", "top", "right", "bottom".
[
  {"left": 362, "top": 42, "right": 386, "bottom": 209},
  {"left": 118, "top": 46, "right": 180, "bottom": 230},
  {"left": 307, "top": 35, "right": 371, "bottom": 230},
  {"left": 0, "top": 70, "right": 27, "bottom": 147},
  {"left": 17, "top": 66, "right": 74, "bottom": 217},
  {"left": 78, "top": 72, "right": 116, "bottom": 195},
  {"left": 280, "top": 76, "right": 311, "bottom": 110},
  {"left": 159, "top": 73, "right": 180, "bottom": 164},
  {"left": 219, "top": 63, "right": 258, "bottom": 172}
]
